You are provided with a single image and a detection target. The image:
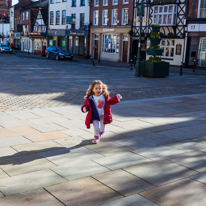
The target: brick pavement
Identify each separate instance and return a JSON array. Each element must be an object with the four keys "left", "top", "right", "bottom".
[{"left": 0, "top": 54, "right": 206, "bottom": 205}]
